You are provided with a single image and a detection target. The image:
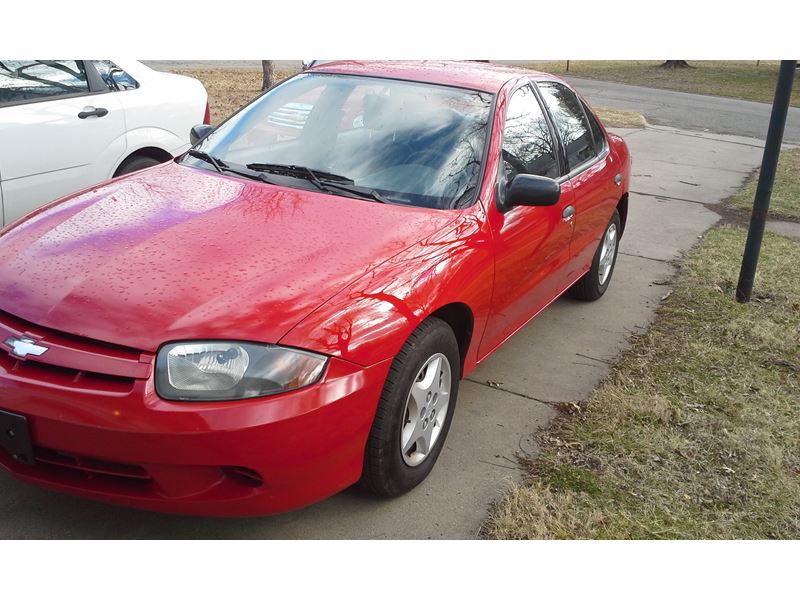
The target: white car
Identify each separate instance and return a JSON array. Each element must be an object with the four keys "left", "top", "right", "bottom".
[{"left": 0, "top": 60, "right": 209, "bottom": 226}]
